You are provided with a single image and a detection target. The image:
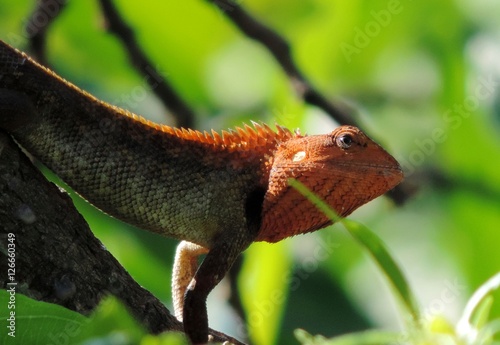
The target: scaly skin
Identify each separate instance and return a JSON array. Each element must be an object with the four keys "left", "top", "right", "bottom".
[{"left": 0, "top": 40, "right": 403, "bottom": 344}]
